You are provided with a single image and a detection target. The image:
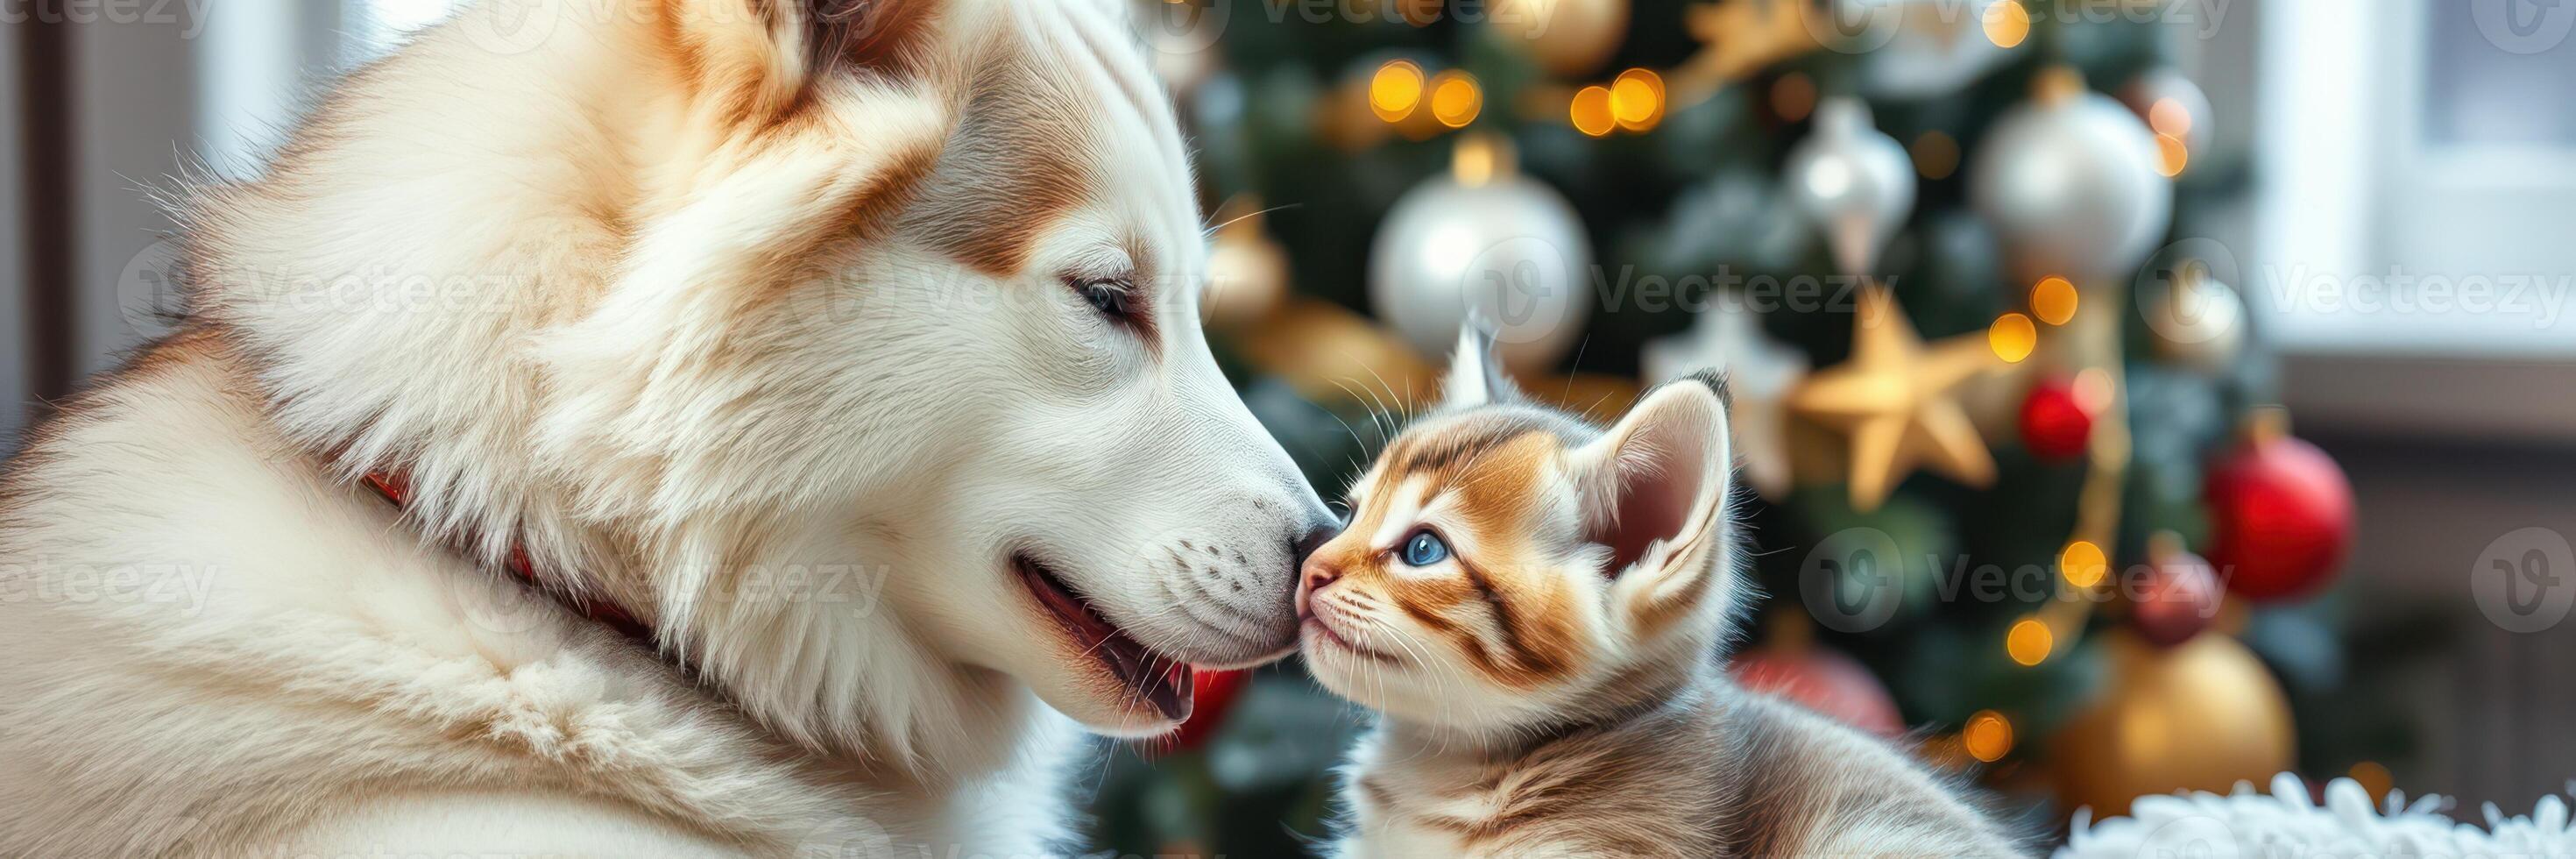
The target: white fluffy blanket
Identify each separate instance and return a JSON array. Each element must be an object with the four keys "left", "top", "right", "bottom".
[{"left": 2056, "top": 773, "right": 2576, "bottom": 858}]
